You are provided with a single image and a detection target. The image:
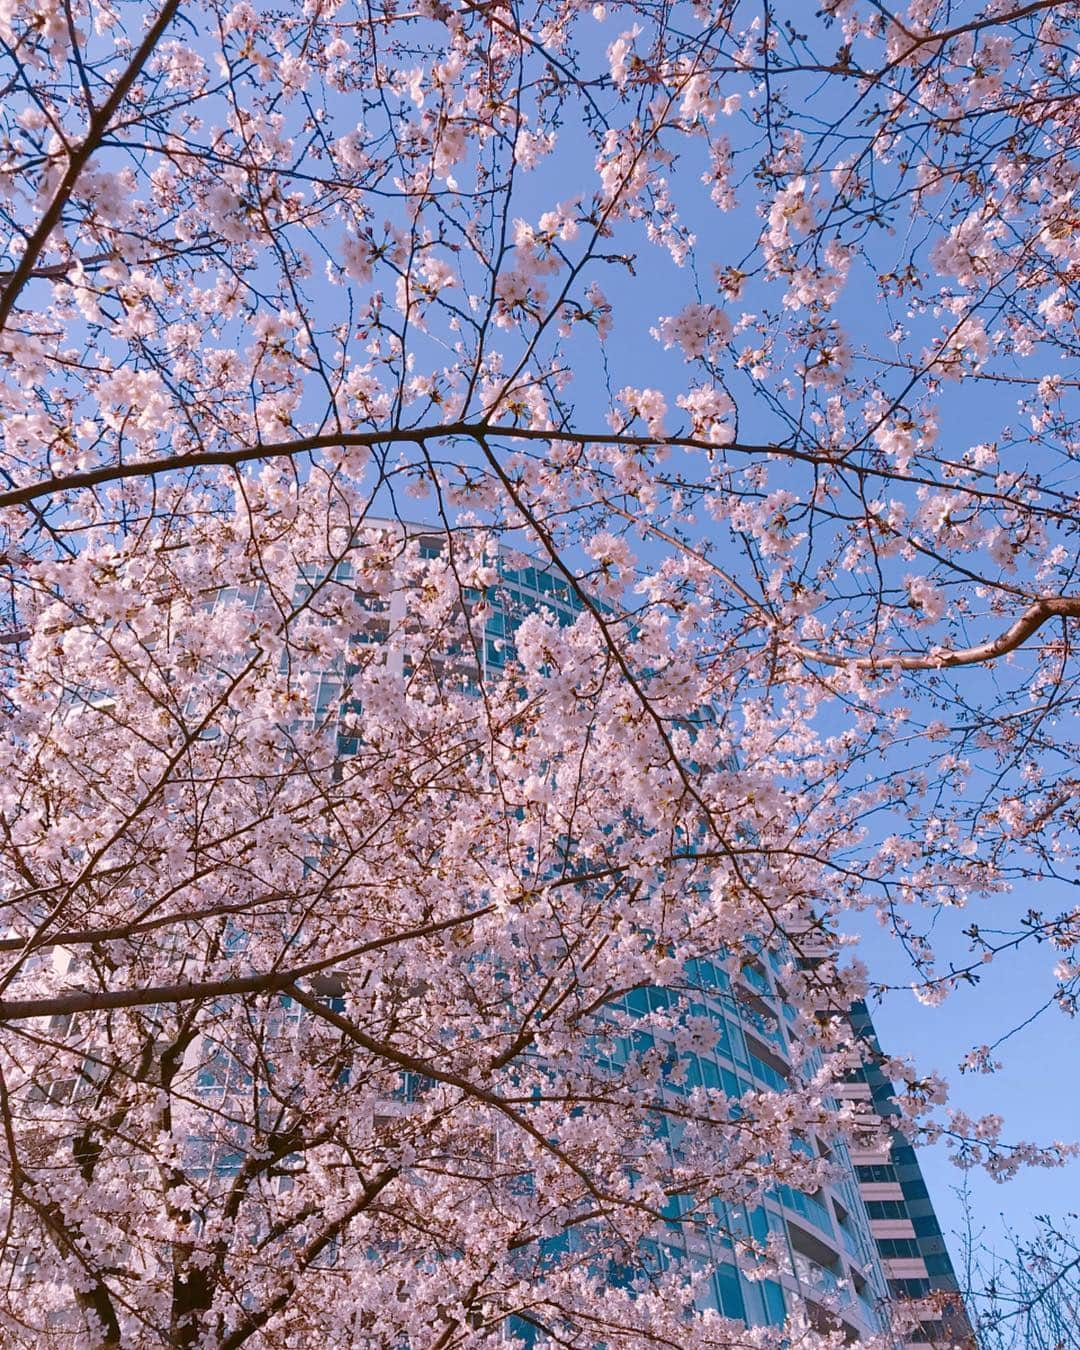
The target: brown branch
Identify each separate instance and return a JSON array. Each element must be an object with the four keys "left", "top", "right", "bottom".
[
  {"left": 878, "top": 0, "right": 1067, "bottom": 73},
  {"left": 0, "top": 904, "right": 494, "bottom": 1021},
  {"left": 0, "top": 424, "right": 1065, "bottom": 529},
  {"left": 793, "top": 596, "right": 1080, "bottom": 672},
  {"left": 0, "top": 891, "right": 299, "bottom": 954},
  {"left": 0, "top": 0, "right": 181, "bottom": 334},
  {"left": 0, "top": 424, "right": 784, "bottom": 509},
  {"left": 0, "top": 251, "right": 114, "bottom": 283},
  {"left": 610, "top": 505, "right": 1080, "bottom": 673}
]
